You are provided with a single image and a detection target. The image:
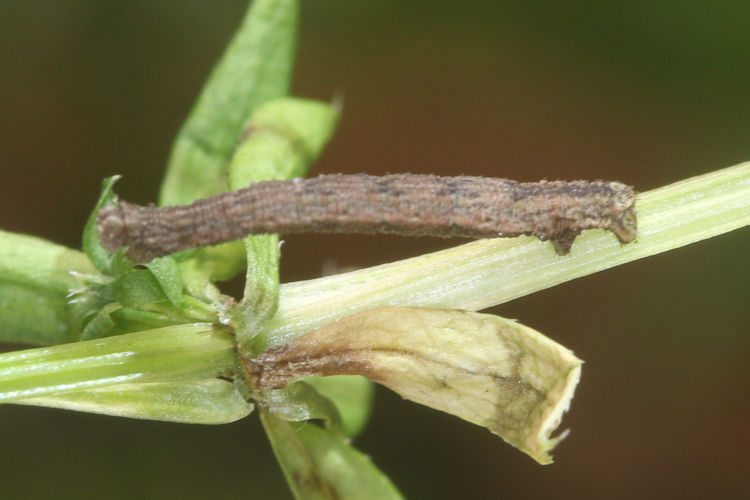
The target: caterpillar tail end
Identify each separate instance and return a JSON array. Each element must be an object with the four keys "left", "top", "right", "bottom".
[
  {"left": 96, "top": 204, "right": 157, "bottom": 264},
  {"left": 609, "top": 206, "right": 638, "bottom": 245},
  {"left": 97, "top": 205, "right": 128, "bottom": 255}
]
